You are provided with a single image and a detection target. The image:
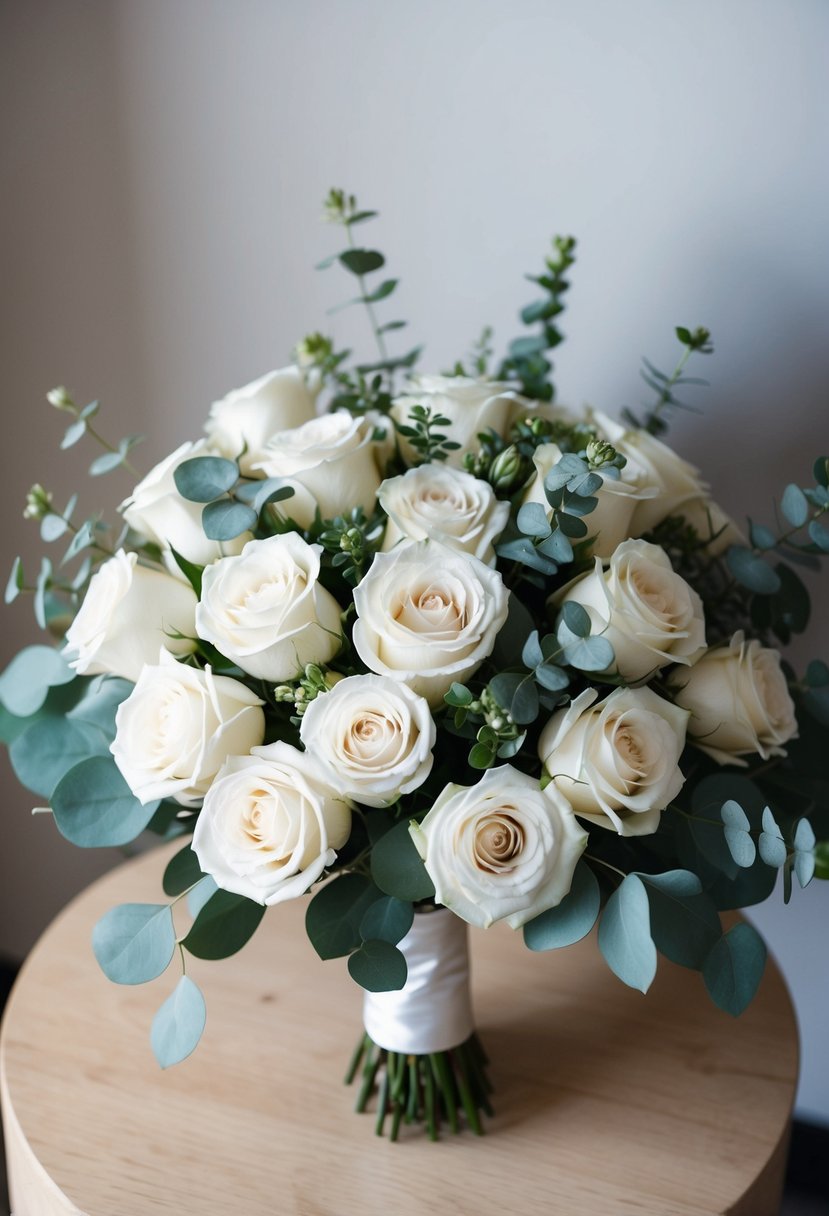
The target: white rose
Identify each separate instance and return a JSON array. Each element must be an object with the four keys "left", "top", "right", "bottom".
[
  {"left": 352, "top": 540, "right": 509, "bottom": 708},
  {"left": 379, "top": 463, "right": 509, "bottom": 563},
  {"left": 205, "top": 366, "right": 319, "bottom": 474},
  {"left": 410, "top": 765, "right": 587, "bottom": 929},
  {"left": 558, "top": 538, "right": 707, "bottom": 683},
  {"left": 191, "top": 741, "right": 351, "bottom": 905},
  {"left": 391, "top": 374, "right": 520, "bottom": 466},
  {"left": 110, "top": 651, "right": 265, "bottom": 806},
  {"left": 523, "top": 442, "right": 659, "bottom": 558},
  {"left": 589, "top": 410, "right": 707, "bottom": 534},
  {"left": 254, "top": 411, "right": 380, "bottom": 527},
  {"left": 63, "top": 551, "right": 197, "bottom": 682},
  {"left": 669, "top": 631, "right": 797, "bottom": 766},
  {"left": 299, "top": 674, "right": 435, "bottom": 807},
  {"left": 196, "top": 533, "right": 342, "bottom": 681},
  {"left": 538, "top": 686, "right": 689, "bottom": 836},
  {"left": 121, "top": 439, "right": 247, "bottom": 571}
]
